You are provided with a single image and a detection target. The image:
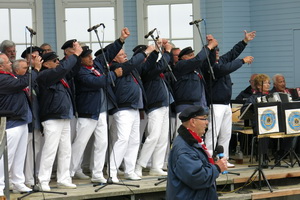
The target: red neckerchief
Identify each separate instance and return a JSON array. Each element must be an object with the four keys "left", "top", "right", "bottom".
[
  {"left": 275, "top": 88, "right": 290, "bottom": 94},
  {"left": 159, "top": 73, "right": 165, "bottom": 79},
  {"left": 187, "top": 128, "right": 214, "bottom": 164},
  {"left": 251, "top": 88, "right": 257, "bottom": 94},
  {"left": 0, "top": 70, "right": 17, "bottom": 78},
  {"left": 23, "top": 86, "right": 30, "bottom": 96},
  {"left": 0, "top": 71, "right": 31, "bottom": 96},
  {"left": 60, "top": 78, "right": 70, "bottom": 88},
  {"left": 194, "top": 71, "right": 203, "bottom": 79},
  {"left": 85, "top": 65, "right": 101, "bottom": 77},
  {"left": 284, "top": 89, "right": 290, "bottom": 94},
  {"left": 131, "top": 73, "right": 138, "bottom": 84}
]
